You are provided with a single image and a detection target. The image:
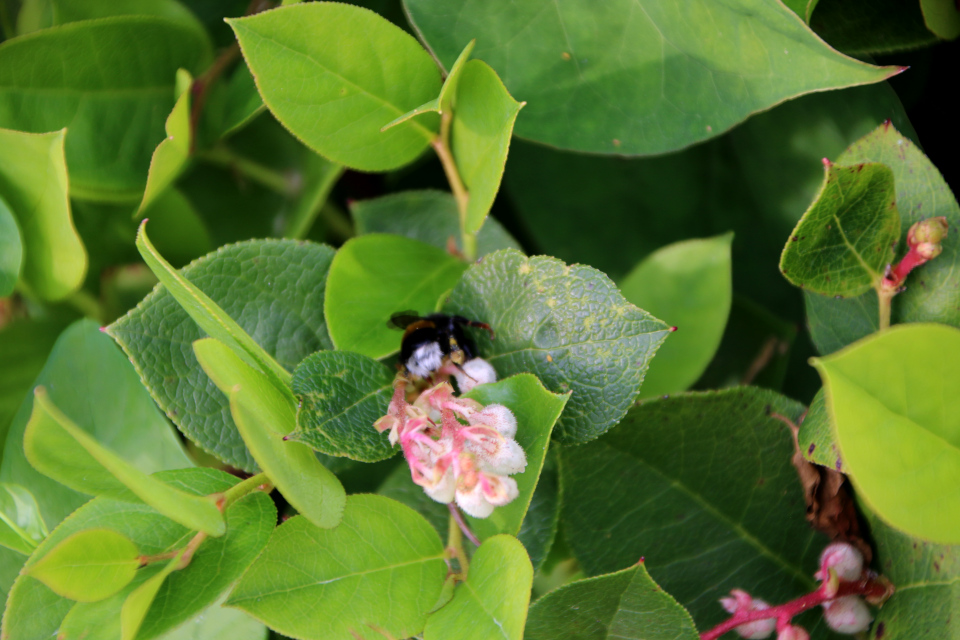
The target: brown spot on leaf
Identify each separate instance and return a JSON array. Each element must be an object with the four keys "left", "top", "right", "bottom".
[{"left": 876, "top": 622, "right": 885, "bottom": 638}]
